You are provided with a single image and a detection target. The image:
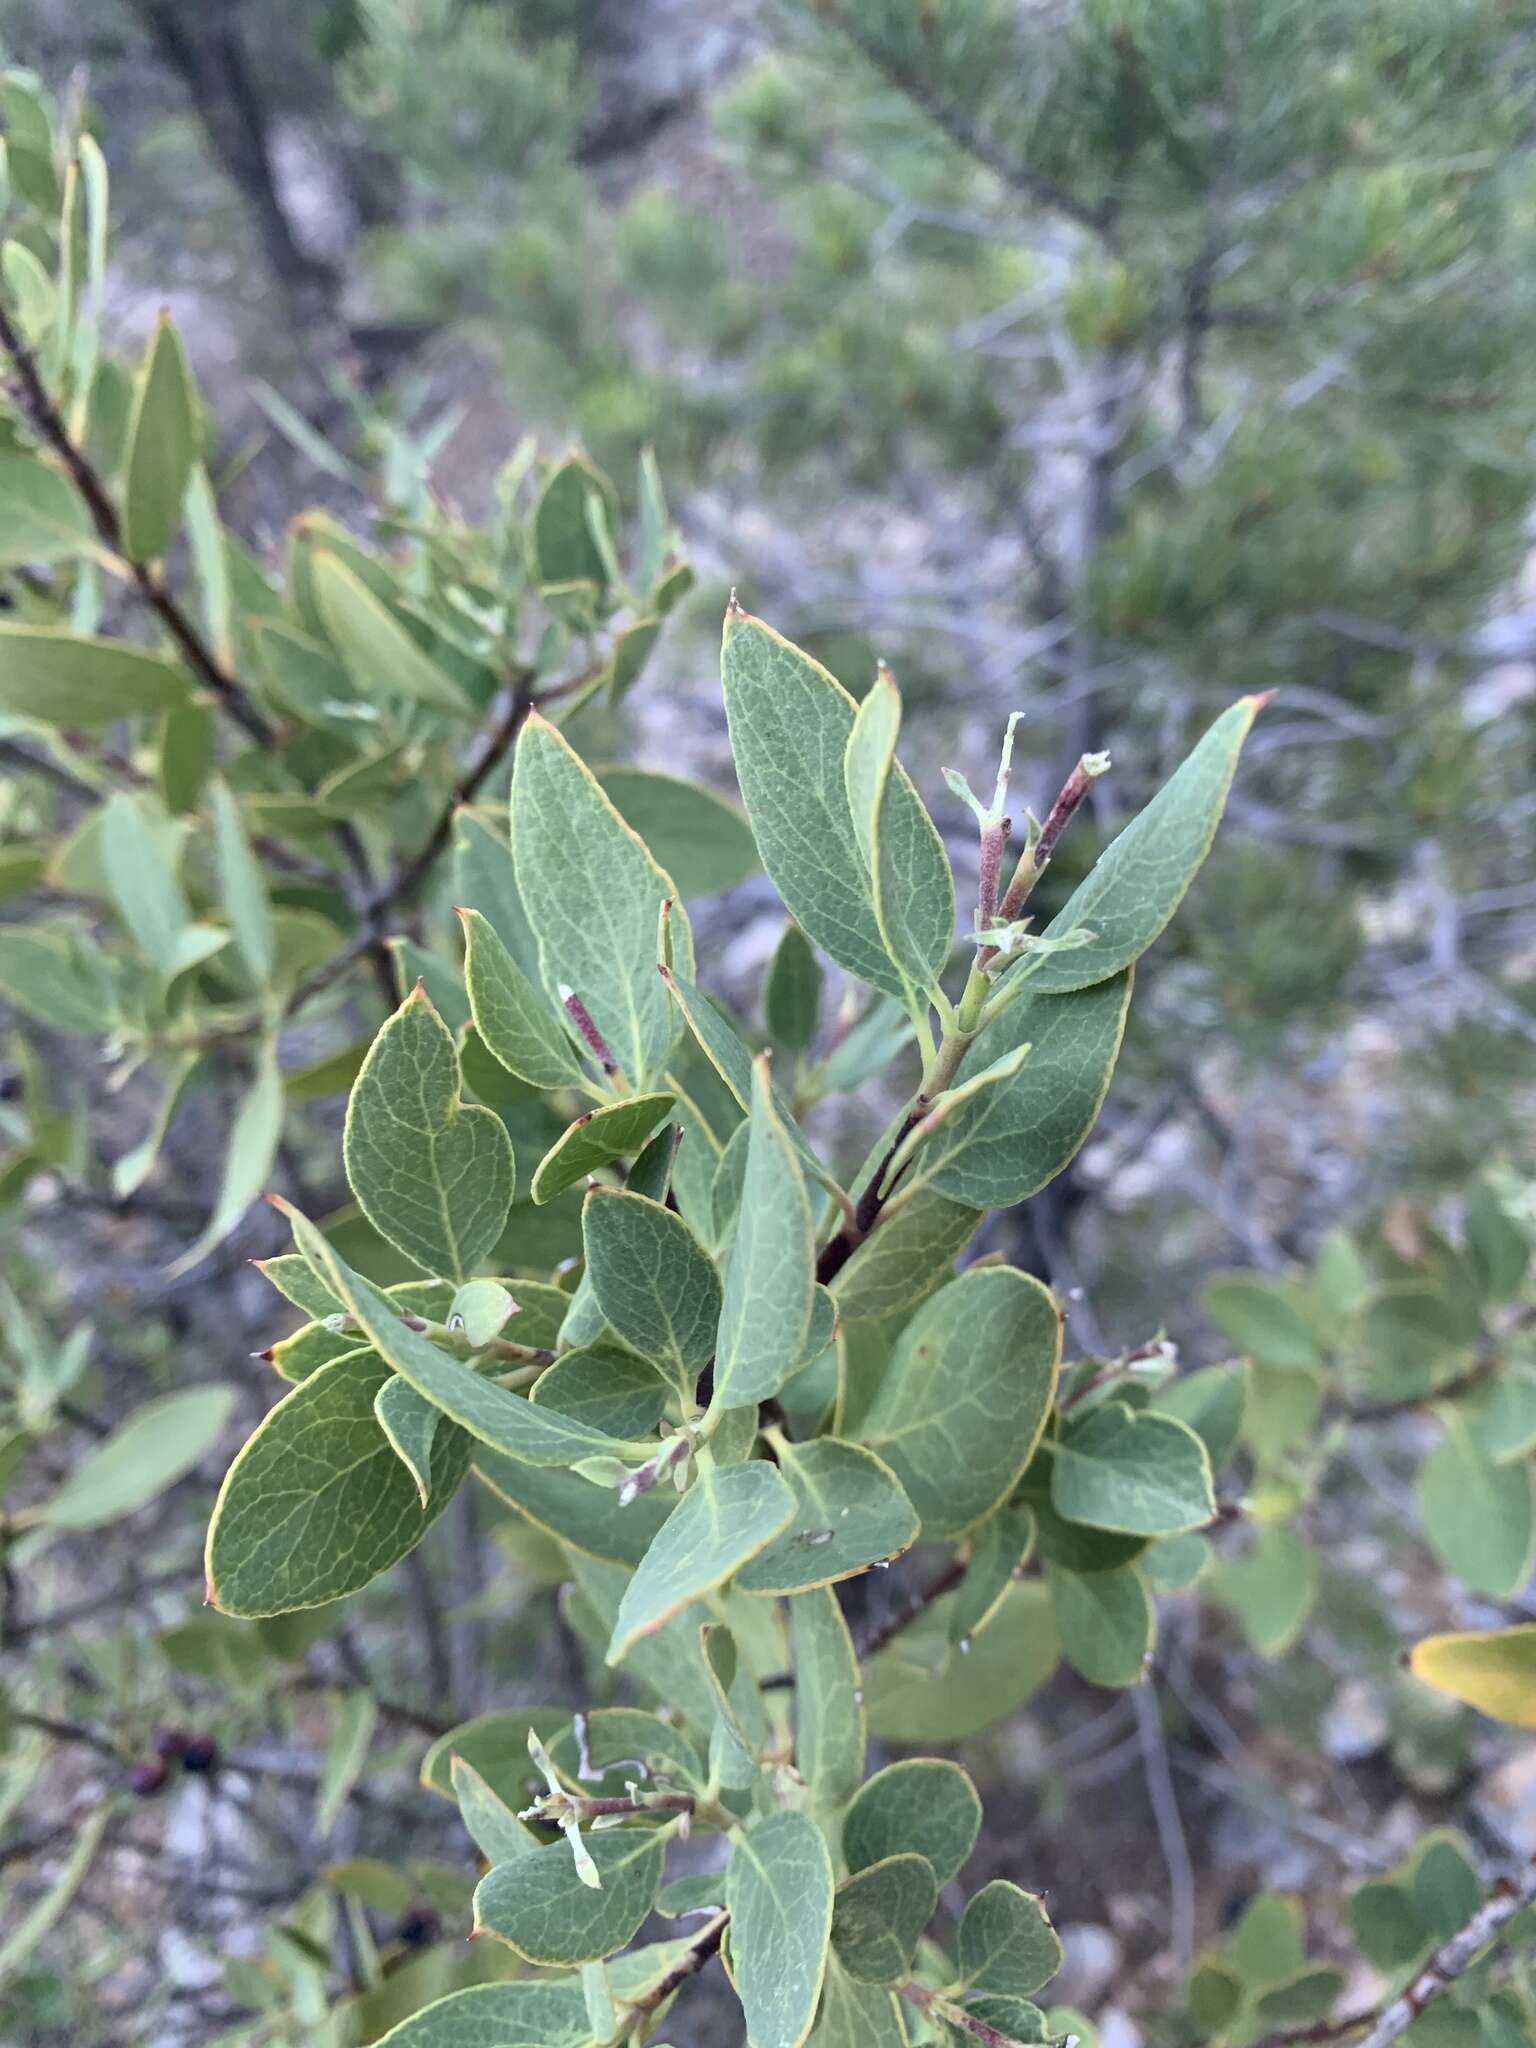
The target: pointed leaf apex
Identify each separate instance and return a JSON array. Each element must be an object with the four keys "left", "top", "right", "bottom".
[{"left": 726, "top": 587, "right": 744, "bottom": 616}]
